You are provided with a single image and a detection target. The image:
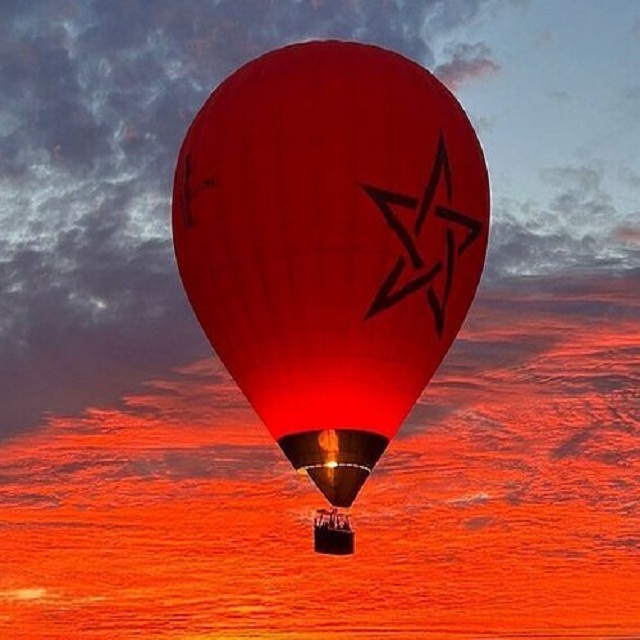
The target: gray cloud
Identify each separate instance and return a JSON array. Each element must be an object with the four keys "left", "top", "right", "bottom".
[
  {"left": 550, "top": 428, "right": 593, "bottom": 460},
  {"left": 434, "top": 42, "right": 500, "bottom": 89},
  {"left": 464, "top": 515, "right": 495, "bottom": 529},
  {"left": 485, "top": 162, "right": 640, "bottom": 282},
  {"left": 612, "top": 224, "right": 640, "bottom": 246},
  {"left": 0, "top": 214, "right": 208, "bottom": 434}
]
